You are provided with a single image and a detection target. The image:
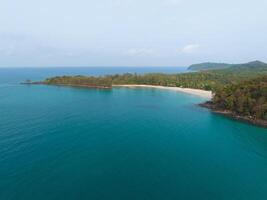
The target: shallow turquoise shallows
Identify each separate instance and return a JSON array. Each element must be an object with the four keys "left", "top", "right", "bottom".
[{"left": 0, "top": 68, "right": 267, "bottom": 200}]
